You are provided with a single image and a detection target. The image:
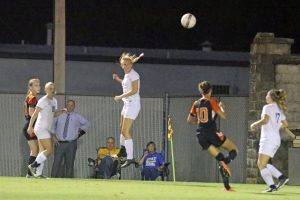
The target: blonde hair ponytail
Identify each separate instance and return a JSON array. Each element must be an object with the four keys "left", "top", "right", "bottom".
[
  {"left": 119, "top": 52, "right": 144, "bottom": 64},
  {"left": 269, "top": 89, "right": 287, "bottom": 112}
]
